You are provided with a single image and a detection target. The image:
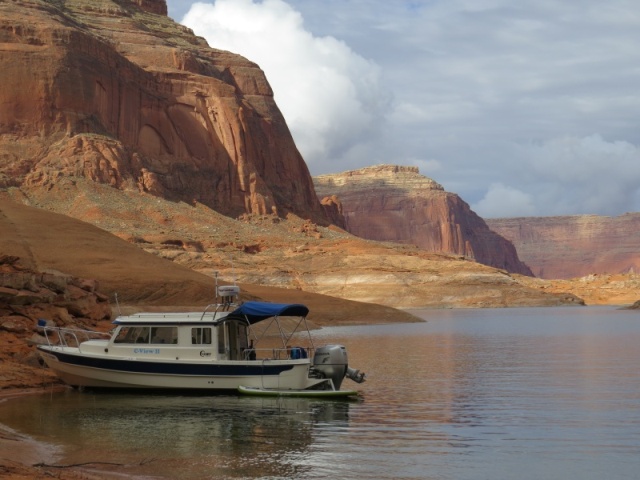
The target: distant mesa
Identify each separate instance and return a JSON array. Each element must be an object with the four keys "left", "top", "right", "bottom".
[
  {"left": 314, "top": 165, "right": 533, "bottom": 276},
  {"left": 487, "top": 214, "right": 640, "bottom": 279}
]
